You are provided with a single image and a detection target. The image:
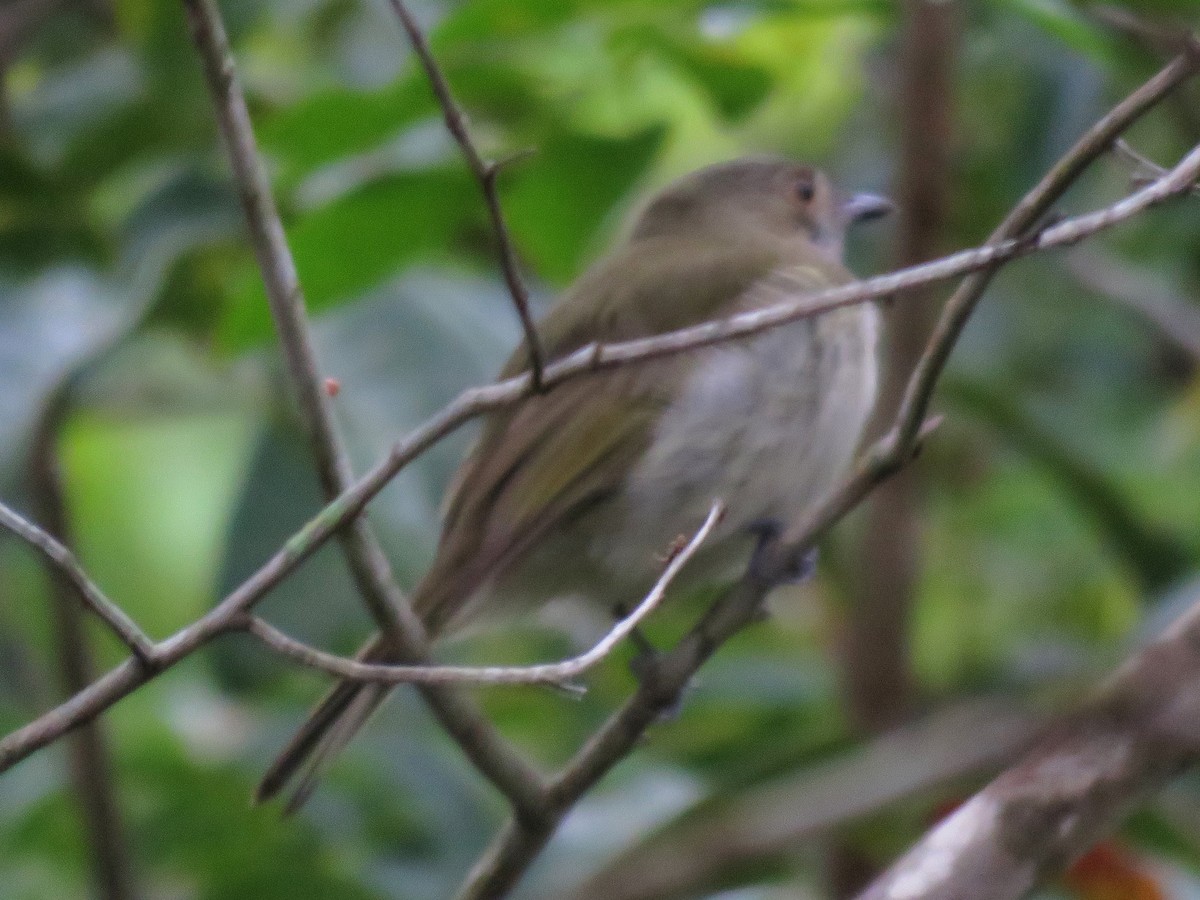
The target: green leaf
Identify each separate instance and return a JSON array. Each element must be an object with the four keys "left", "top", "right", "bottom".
[
  {"left": 502, "top": 127, "right": 664, "bottom": 283},
  {"left": 257, "top": 78, "right": 437, "bottom": 184},
  {"left": 217, "top": 167, "right": 478, "bottom": 349},
  {"left": 1001, "top": 0, "right": 1117, "bottom": 59}
]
